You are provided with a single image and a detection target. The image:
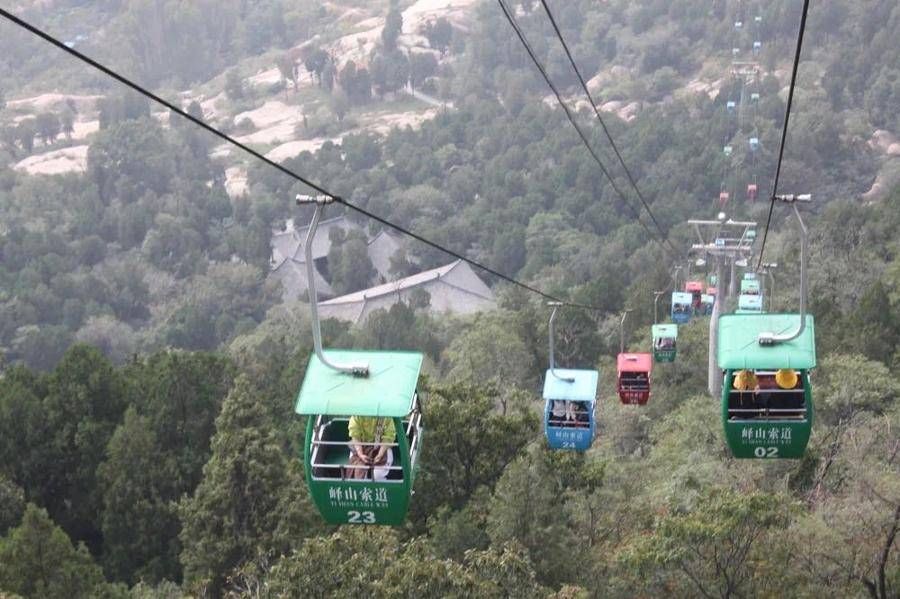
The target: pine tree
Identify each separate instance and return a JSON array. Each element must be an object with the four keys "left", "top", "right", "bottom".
[
  {"left": 0, "top": 504, "right": 114, "bottom": 599},
  {"left": 178, "top": 375, "right": 316, "bottom": 596}
]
